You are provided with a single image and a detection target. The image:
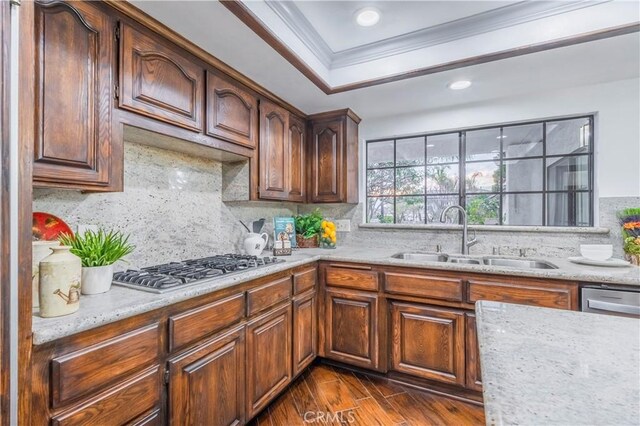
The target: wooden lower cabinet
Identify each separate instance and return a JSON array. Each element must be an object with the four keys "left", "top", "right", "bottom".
[
  {"left": 390, "top": 302, "right": 465, "bottom": 386},
  {"left": 465, "top": 313, "right": 482, "bottom": 392},
  {"left": 292, "top": 291, "right": 317, "bottom": 375},
  {"left": 323, "top": 287, "right": 380, "bottom": 370},
  {"left": 168, "top": 325, "right": 245, "bottom": 426},
  {"left": 245, "top": 303, "right": 292, "bottom": 419}
]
